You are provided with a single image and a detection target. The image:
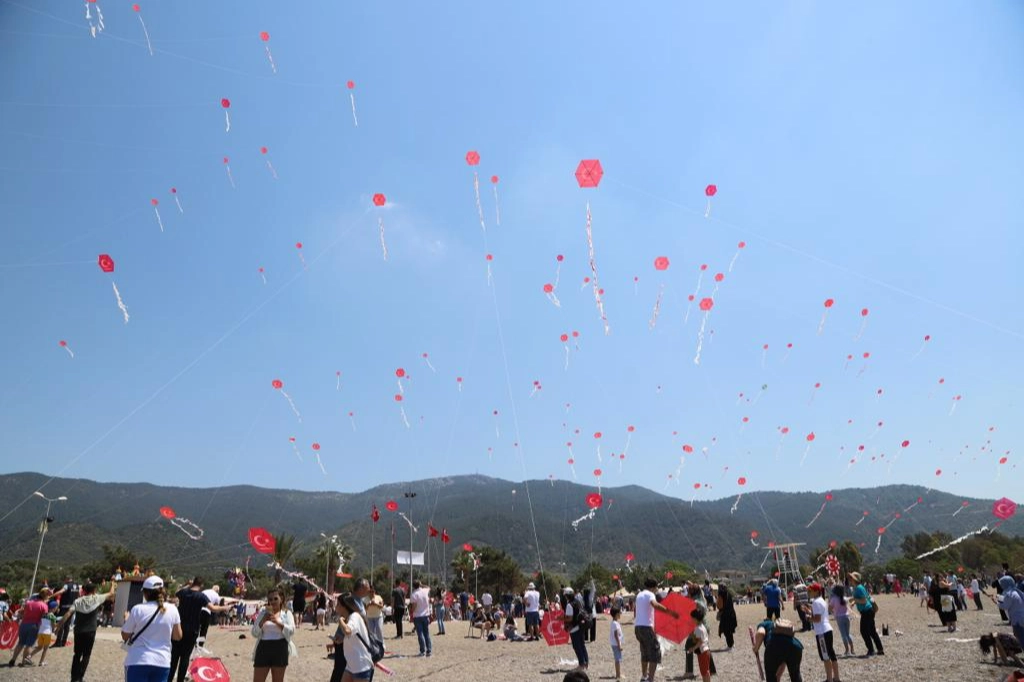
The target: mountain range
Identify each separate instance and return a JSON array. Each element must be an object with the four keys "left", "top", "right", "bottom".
[{"left": 0, "top": 472, "right": 1013, "bottom": 577}]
